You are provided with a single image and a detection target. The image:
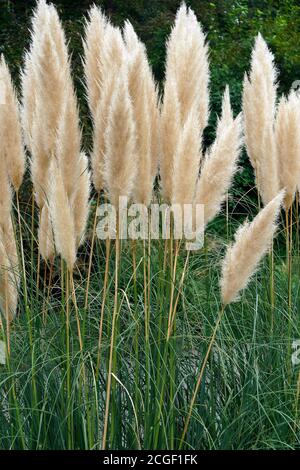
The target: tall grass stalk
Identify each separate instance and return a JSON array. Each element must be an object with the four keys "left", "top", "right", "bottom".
[
  {"left": 179, "top": 304, "right": 226, "bottom": 449},
  {"left": 102, "top": 224, "right": 120, "bottom": 449},
  {"left": 84, "top": 193, "right": 100, "bottom": 311}
]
